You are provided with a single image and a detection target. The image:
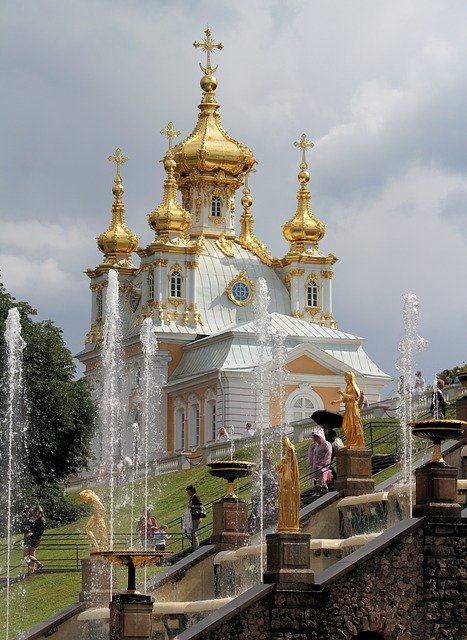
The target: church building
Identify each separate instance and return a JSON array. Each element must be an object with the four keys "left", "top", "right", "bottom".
[{"left": 77, "top": 29, "right": 390, "bottom": 460}]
